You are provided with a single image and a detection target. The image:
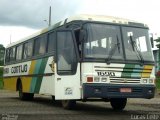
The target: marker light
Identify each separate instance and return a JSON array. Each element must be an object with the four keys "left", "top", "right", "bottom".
[
  {"left": 87, "top": 77, "right": 93, "bottom": 82},
  {"left": 101, "top": 77, "right": 107, "bottom": 82}
]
